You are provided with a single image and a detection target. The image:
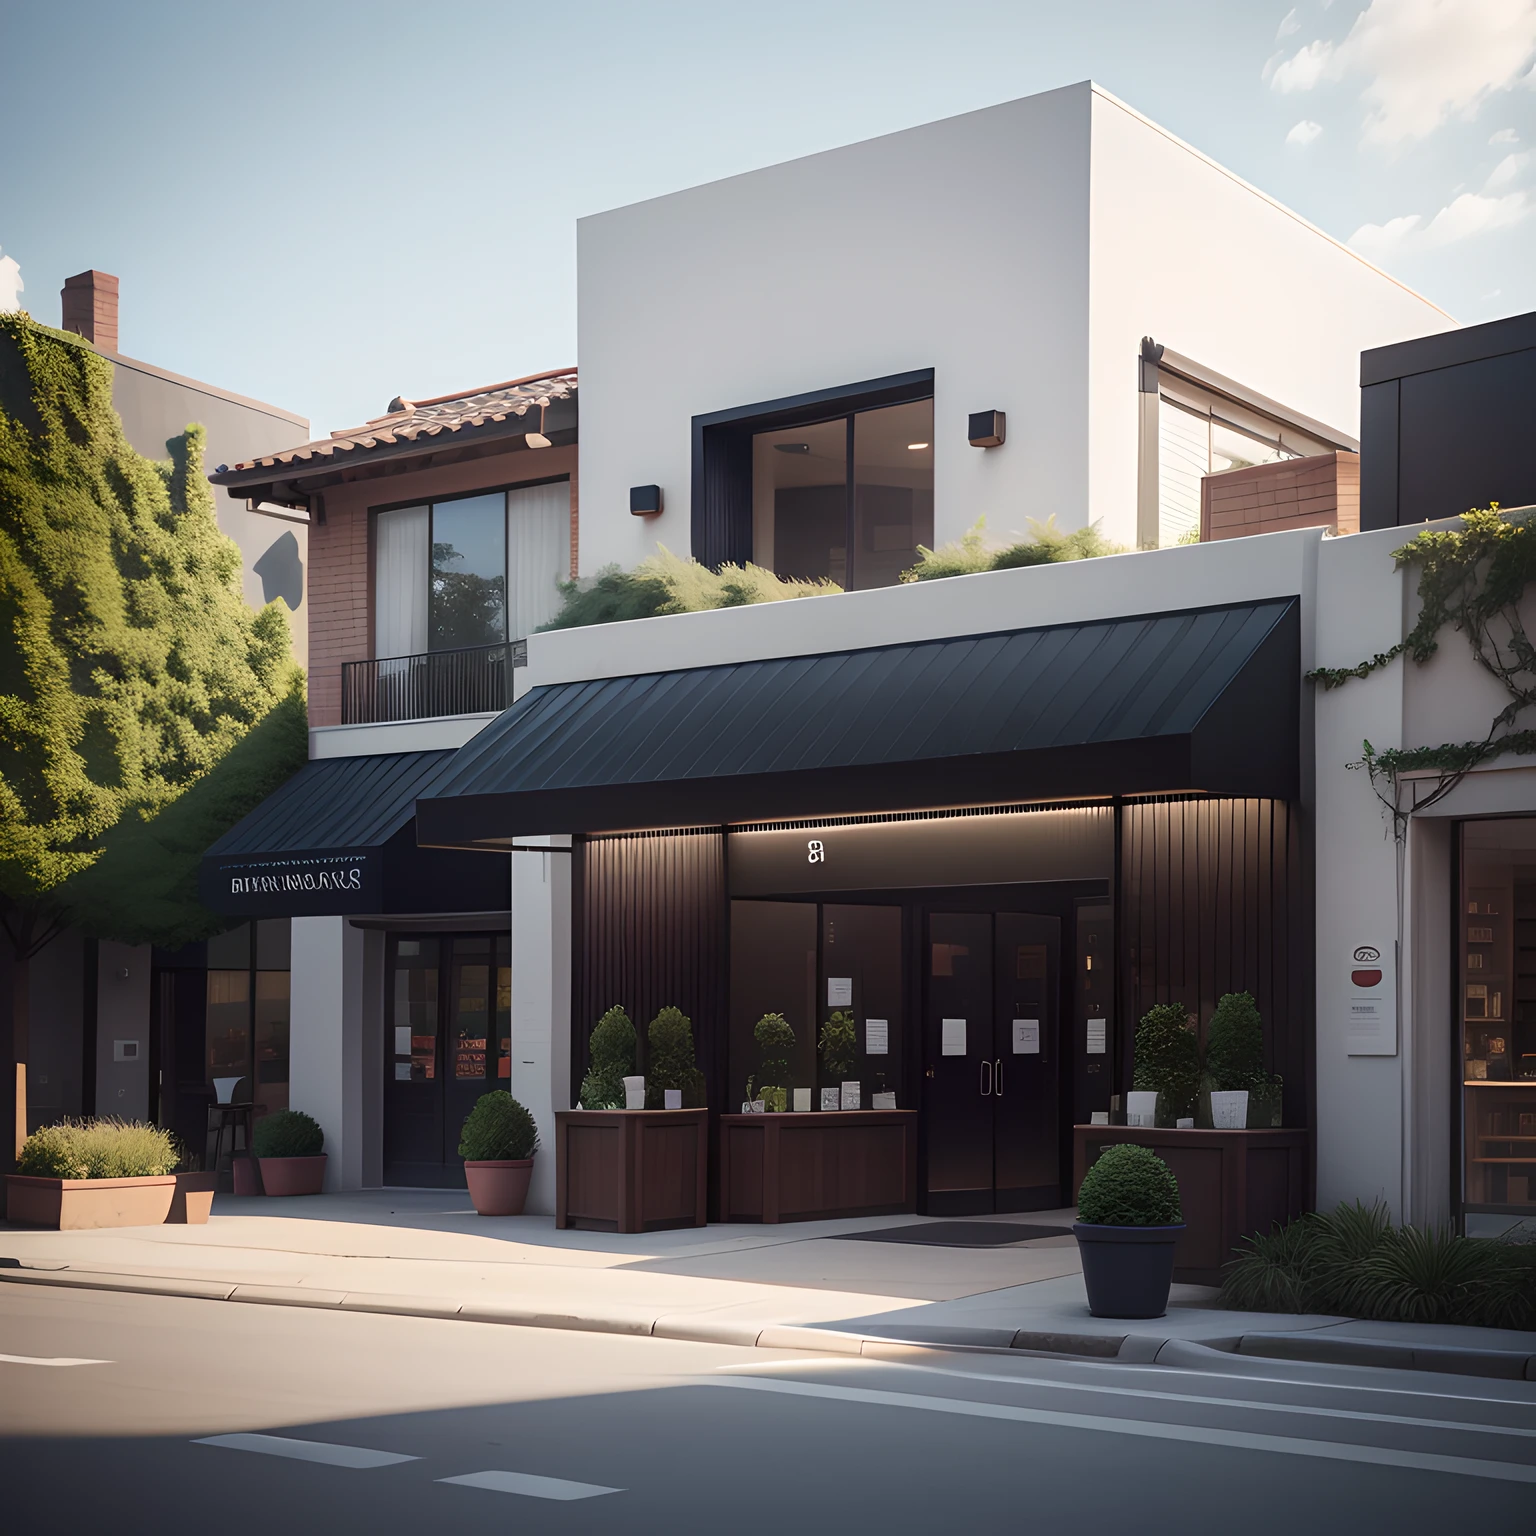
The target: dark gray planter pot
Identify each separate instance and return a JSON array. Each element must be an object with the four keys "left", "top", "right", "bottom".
[{"left": 1073, "top": 1222, "right": 1185, "bottom": 1319}]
